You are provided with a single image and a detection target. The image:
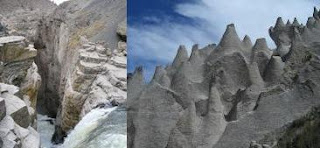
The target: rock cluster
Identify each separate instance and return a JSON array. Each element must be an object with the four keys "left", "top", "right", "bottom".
[
  {"left": 0, "top": 84, "right": 39, "bottom": 148},
  {"left": 128, "top": 7, "right": 320, "bottom": 148},
  {"left": 0, "top": 36, "right": 41, "bottom": 148}
]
